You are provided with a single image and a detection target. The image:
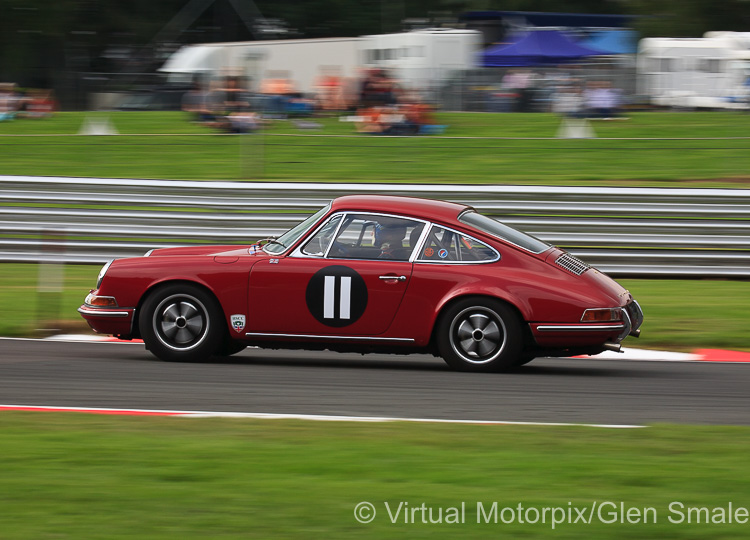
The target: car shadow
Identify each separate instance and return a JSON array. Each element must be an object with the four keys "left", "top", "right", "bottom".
[
  {"left": 212, "top": 350, "right": 452, "bottom": 371},
  {"left": 206, "top": 350, "right": 669, "bottom": 378},
  {"left": 120, "top": 347, "right": 675, "bottom": 378}
]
